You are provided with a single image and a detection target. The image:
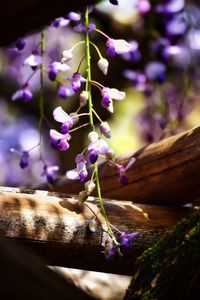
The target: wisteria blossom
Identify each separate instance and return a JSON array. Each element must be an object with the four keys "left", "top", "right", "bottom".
[
  {"left": 106, "top": 38, "right": 132, "bottom": 57},
  {"left": 66, "top": 154, "right": 88, "bottom": 182},
  {"left": 50, "top": 129, "right": 71, "bottom": 151},
  {"left": 12, "top": 84, "right": 33, "bottom": 102},
  {"left": 101, "top": 87, "right": 126, "bottom": 113},
  {"left": 117, "top": 157, "right": 136, "bottom": 185}
]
